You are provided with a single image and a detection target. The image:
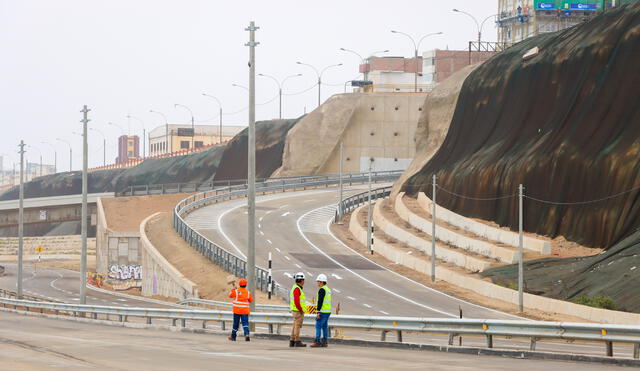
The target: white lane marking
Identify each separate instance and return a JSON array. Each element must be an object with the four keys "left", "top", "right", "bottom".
[
  {"left": 284, "top": 272, "right": 293, "bottom": 278},
  {"left": 260, "top": 231, "right": 265, "bottom": 236},
  {"left": 284, "top": 256, "right": 291, "bottom": 261},
  {"left": 295, "top": 264, "right": 301, "bottom": 268},
  {"left": 307, "top": 271, "right": 313, "bottom": 277},
  {"left": 266, "top": 239, "right": 272, "bottom": 245},
  {"left": 303, "top": 199, "right": 316, "bottom": 203},
  {"left": 297, "top": 206, "right": 456, "bottom": 318},
  {"left": 265, "top": 210, "right": 273, "bottom": 215},
  {"left": 258, "top": 224, "right": 262, "bottom": 229},
  {"left": 117, "top": 299, "right": 127, "bottom": 302},
  {"left": 322, "top": 209, "right": 524, "bottom": 320},
  {"left": 333, "top": 289, "right": 341, "bottom": 293},
  {"left": 379, "top": 310, "right": 389, "bottom": 315},
  {"left": 347, "top": 296, "right": 356, "bottom": 301},
  {"left": 49, "top": 271, "right": 65, "bottom": 293},
  {"left": 259, "top": 217, "right": 264, "bottom": 222},
  {"left": 281, "top": 212, "right": 291, "bottom": 217},
  {"left": 331, "top": 273, "right": 342, "bottom": 280},
  {"left": 363, "top": 304, "right": 372, "bottom": 308},
  {"left": 275, "top": 248, "right": 281, "bottom": 253},
  {"left": 218, "top": 203, "right": 248, "bottom": 259},
  {"left": 279, "top": 204, "right": 289, "bottom": 209}
]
